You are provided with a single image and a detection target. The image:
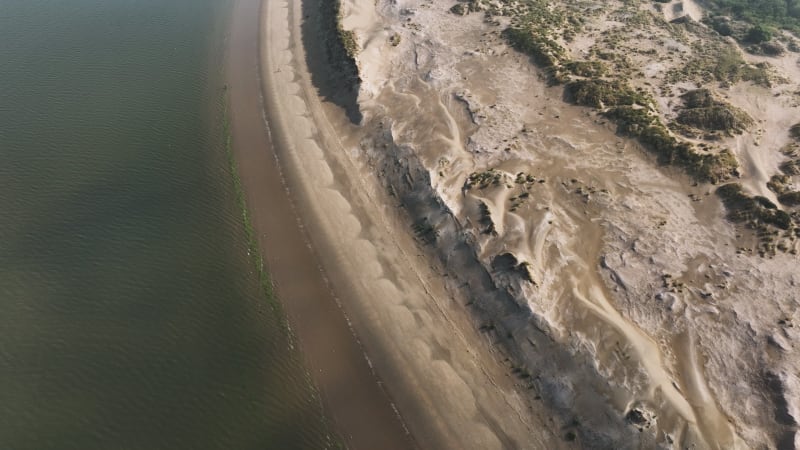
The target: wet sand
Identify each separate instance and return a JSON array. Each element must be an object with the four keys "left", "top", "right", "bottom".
[{"left": 224, "top": 0, "right": 415, "bottom": 448}]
